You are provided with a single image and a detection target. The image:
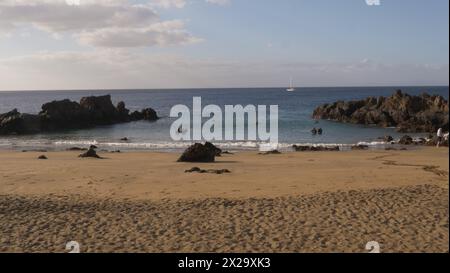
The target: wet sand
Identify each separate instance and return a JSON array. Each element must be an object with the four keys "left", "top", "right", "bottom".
[{"left": 0, "top": 148, "right": 448, "bottom": 253}]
